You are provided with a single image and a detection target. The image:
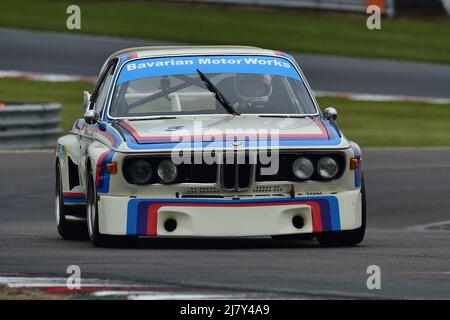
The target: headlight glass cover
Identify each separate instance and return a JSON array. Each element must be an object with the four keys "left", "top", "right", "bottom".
[
  {"left": 292, "top": 157, "right": 314, "bottom": 180},
  {"left": 128, "top": 159, "right": 153, "bottom": 185},
  {"left": 157, "top": 159, "right": 178, "bottom": 183},
  {"left": 317, "top": 157, "right": 339, "bottom": 180}
]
